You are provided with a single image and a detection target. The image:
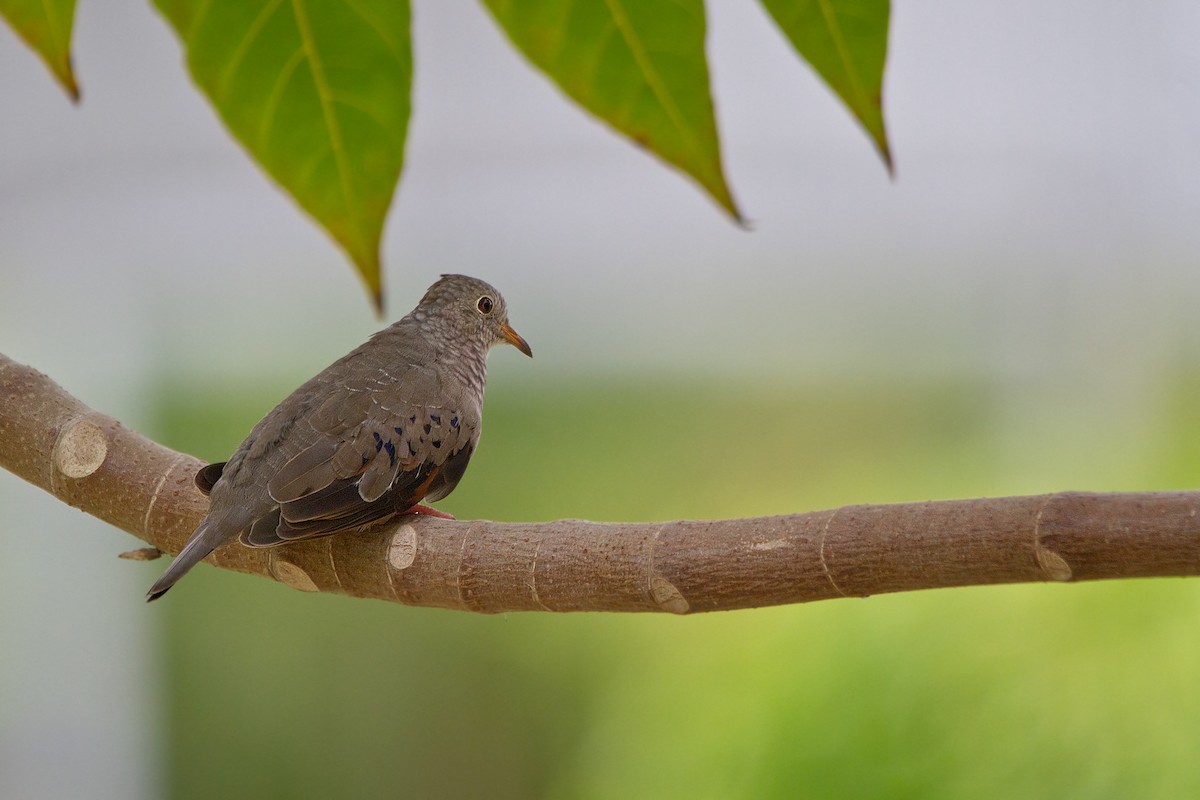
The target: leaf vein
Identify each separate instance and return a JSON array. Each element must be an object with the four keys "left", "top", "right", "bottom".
[
  {"left": 189, "top": 0, "right": 217, "bottom": 40},
  {"left": 258, "top": 44, "right": 307, "bottom": 148},
  {"left": 338, "top": 0, "right": 408, "bottom": 68},
  {"left": 218, "top": 0, "right": 286, "bottom": 102},
  {"left": 37, "top": 0, "right": 64, "bottom": 58},
  {"left": 602, "top": 0, "right": 704, "bottom": 164},
  {"left": 290, "top": 0, "right": 359, "bottom": 227},
  {"left": 329, "top": 96, "right": 401, "bottom": 145},
  {"left": 814, "top": 0, "right": 868, "bottom": 117}
]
